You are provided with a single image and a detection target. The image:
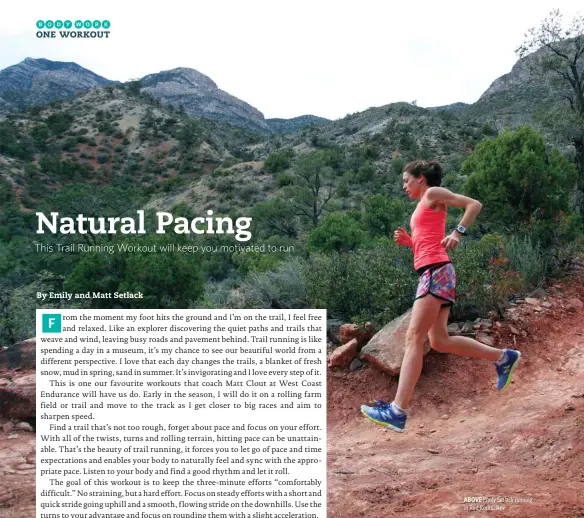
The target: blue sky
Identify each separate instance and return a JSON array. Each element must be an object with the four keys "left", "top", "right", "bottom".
[{"left": 0, "top": 0, "right": 582, "bottom": 120}]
